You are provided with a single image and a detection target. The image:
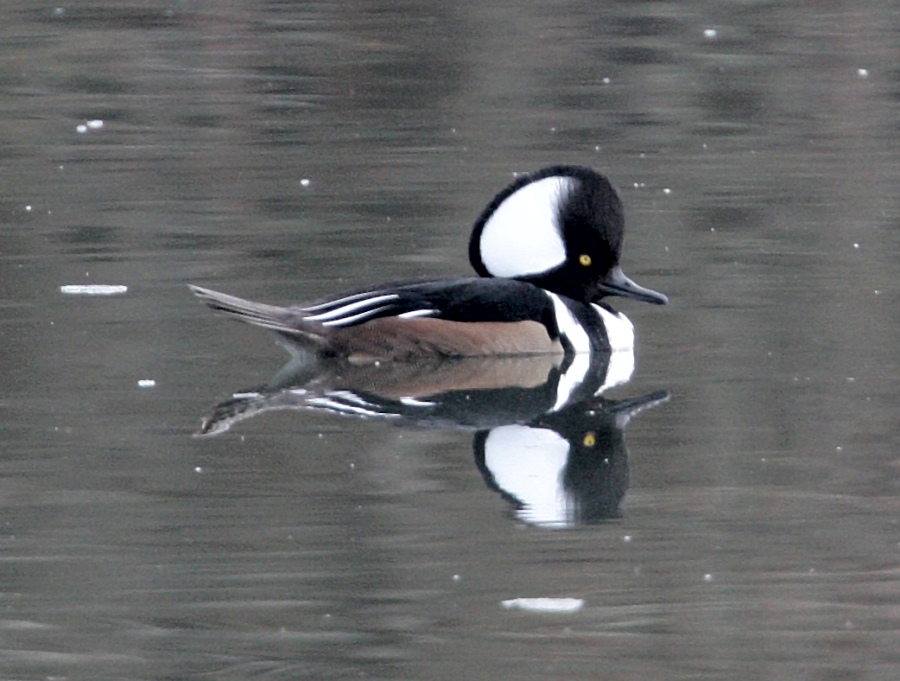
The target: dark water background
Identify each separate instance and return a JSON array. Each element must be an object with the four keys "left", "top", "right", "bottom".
[{"left": 2, "top": 2, "right": 899, "bottom": 679}]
